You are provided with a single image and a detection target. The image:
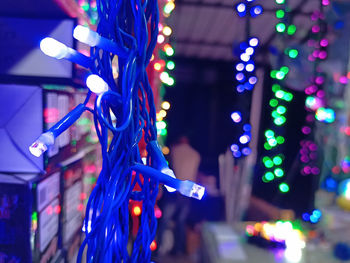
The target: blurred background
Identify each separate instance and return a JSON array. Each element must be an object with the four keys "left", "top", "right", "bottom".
[{"left": 1, "top": 0, "right": 350, "bottom": 262}]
